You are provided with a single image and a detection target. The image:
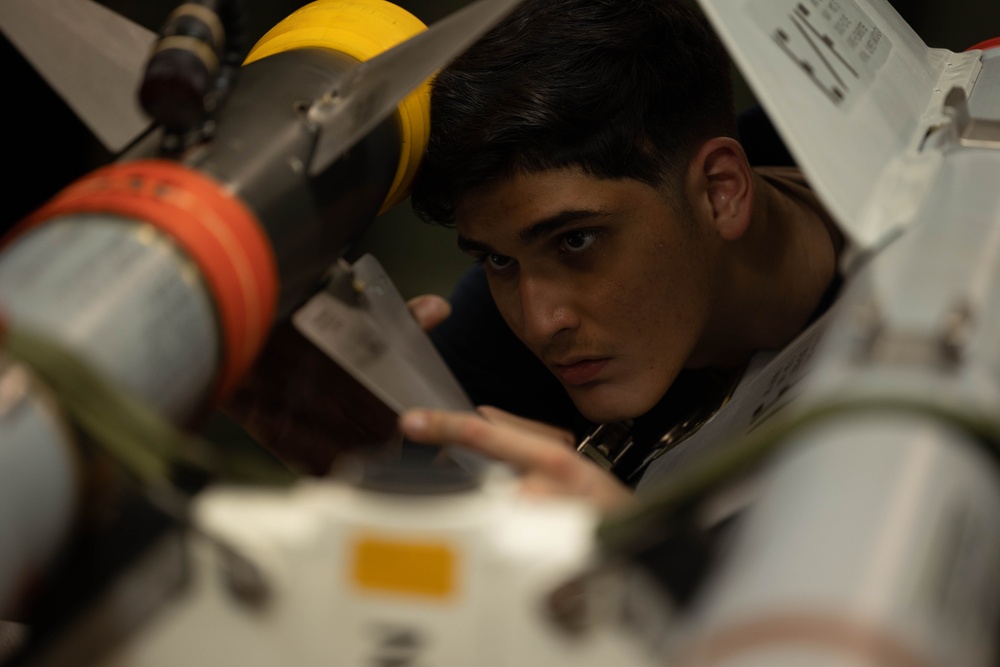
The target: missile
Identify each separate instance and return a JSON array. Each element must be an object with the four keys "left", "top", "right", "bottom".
[{"left": 0, "top": 0, "right": 523, "bottom": 619}]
